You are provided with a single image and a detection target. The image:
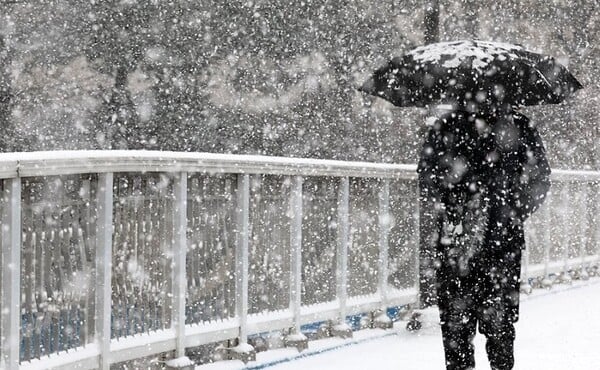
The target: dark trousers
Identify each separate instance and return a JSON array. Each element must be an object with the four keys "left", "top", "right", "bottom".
[{"left": 437, "top": 243, "right": 522, "bottom": 370}]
